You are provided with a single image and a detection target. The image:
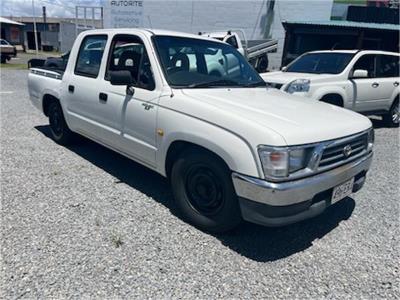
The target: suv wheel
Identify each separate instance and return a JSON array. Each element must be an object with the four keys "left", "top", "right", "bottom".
[
  {"left": 383, "top": 99, "right": 399, "bottom": 128},
  {"left": 170, "top": 150, "right": 242, "bottom": 233},
  {"left": 48, "top": 101, "right": 75, "bottom": 145}
]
